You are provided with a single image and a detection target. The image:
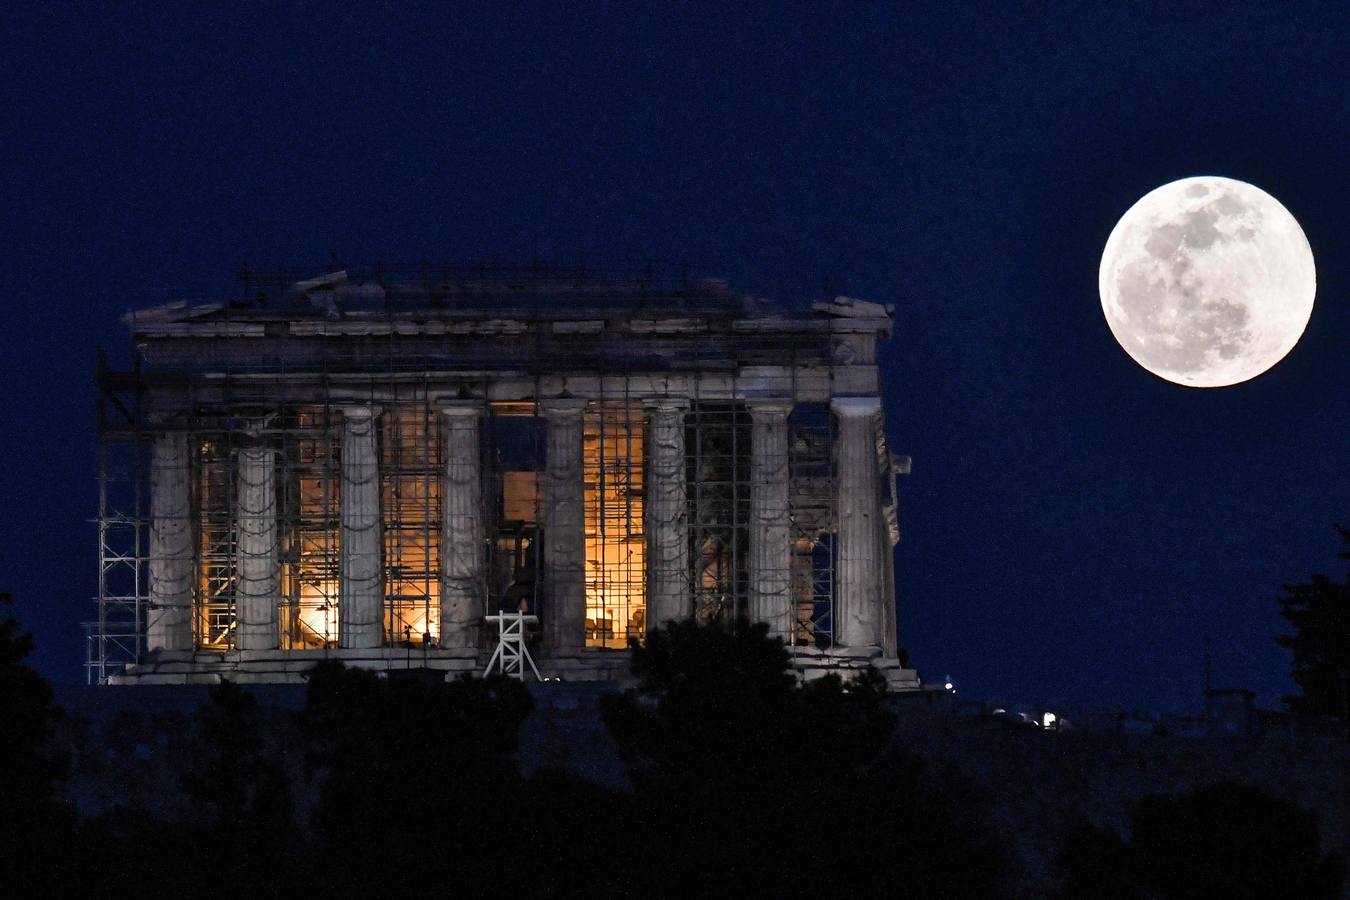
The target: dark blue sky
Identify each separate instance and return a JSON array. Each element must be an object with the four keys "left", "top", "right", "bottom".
[{"left": 2, "top": 3, "right": 1347, "bottom": 713}]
